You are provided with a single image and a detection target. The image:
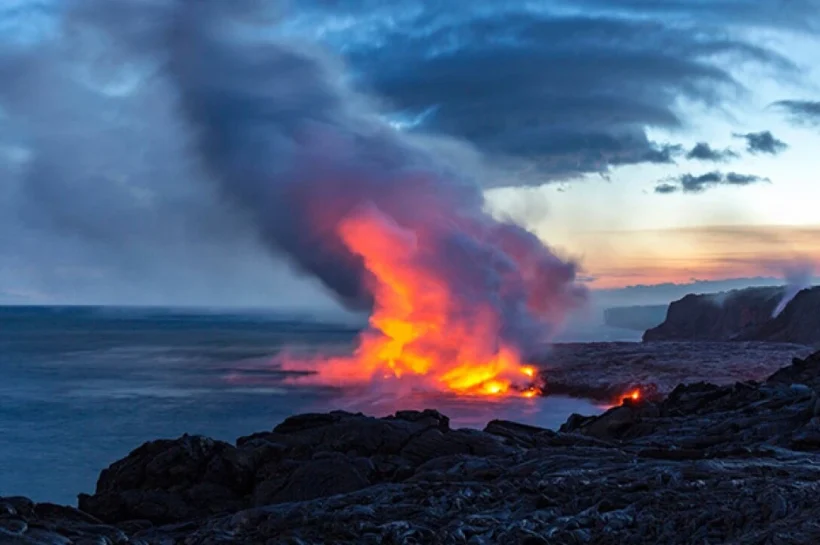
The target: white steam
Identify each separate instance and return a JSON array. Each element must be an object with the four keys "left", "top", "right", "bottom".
[{"left": 773, "top": 260, "right": 815, "bottom": 317}]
